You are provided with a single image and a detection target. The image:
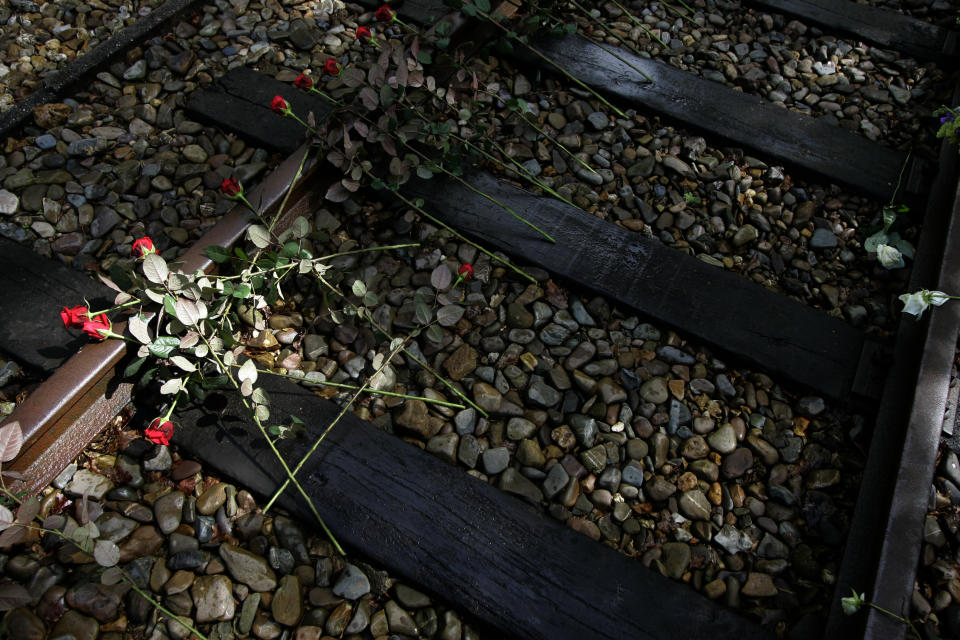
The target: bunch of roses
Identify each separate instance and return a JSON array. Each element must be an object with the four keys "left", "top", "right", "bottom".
[{"left": 60, "top": 235, "right": 177, "bottom": 445}]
